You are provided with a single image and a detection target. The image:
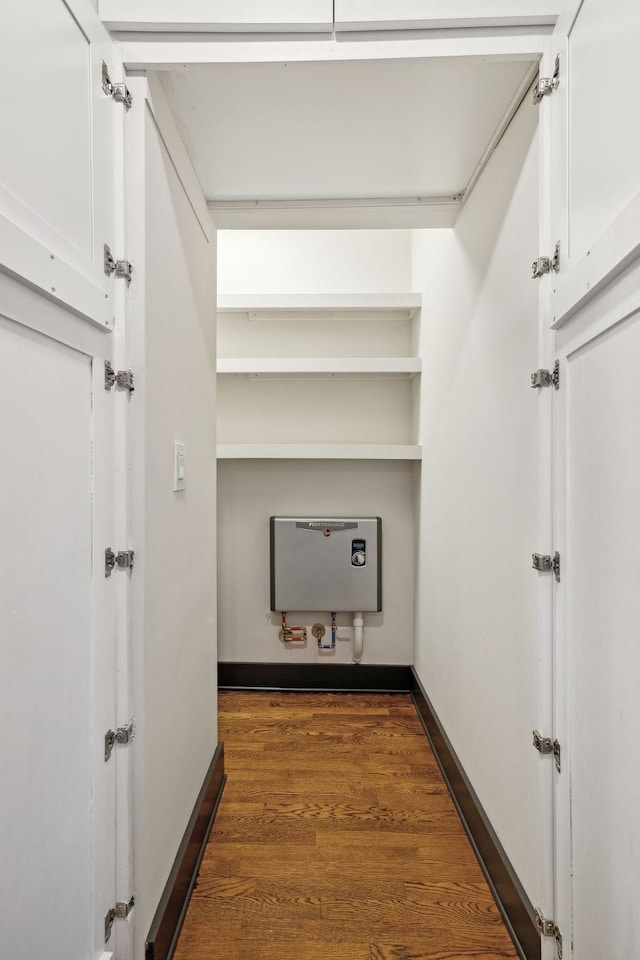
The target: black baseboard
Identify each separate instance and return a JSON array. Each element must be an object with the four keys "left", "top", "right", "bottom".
[
  {"left": 409, "top": 669, "right": 540, "bottom": 960},
  {"left": 218, "top": 661, "right": 414, "bottom": 691},
  {"left": 145, "top": 743, "right": 226, "bottom": 960}
]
